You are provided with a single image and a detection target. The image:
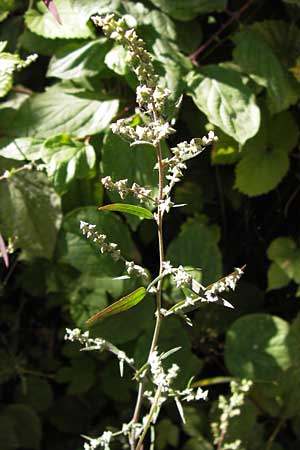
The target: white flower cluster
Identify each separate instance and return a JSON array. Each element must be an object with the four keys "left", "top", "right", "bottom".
[
  {"left": 83, "top": 431, "right": 113, "bottom": 450},
  {"left": 148, "top": 349, "right": 179, "bottom": 392},
  {"left": 211, "top": 379, "right": 253, "bottom": 449},
  {"left": 125, "top": 261, "right": 148, "bottom": 279},
  {"left": 136, "top": 84, "right": 172, "bottom": 114},
  {"left": 92, "top": 14, "right": 157, "bottom": 87},
  {"left": 163, "top": 131, "right": 218, "bottom": 197},
  {"left": 101, "top": 176, "right": 152, "bottom": 202},
  {"left": 80, "top": 221, "right": 121, "bottom": 261},
  {"left": 205, "top": 266, "right": 244, "bottom": 303},
  {"left": 111, "top": 118, "right": 175, "bottom": 147},
  {"left": 65, "top": 328, "right": 134, "bottom": 377}
]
